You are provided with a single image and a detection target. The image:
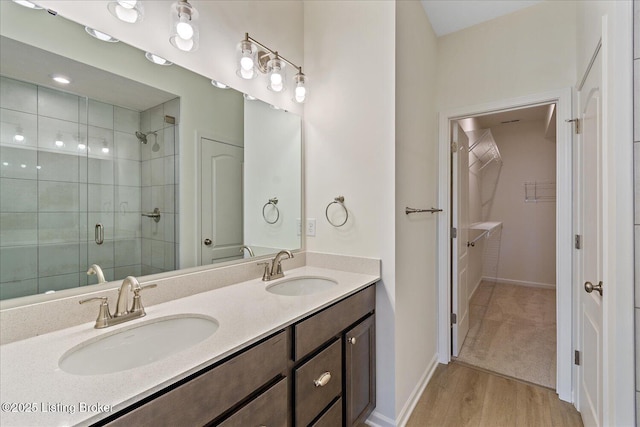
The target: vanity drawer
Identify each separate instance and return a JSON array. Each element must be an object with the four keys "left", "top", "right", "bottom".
[
  {"left": 311, "top": 397, "right": 342, "bottom": 427},
  {"left": 106, "top": 331, "right": 287, "bottom": 427},
  {"left": 294, "top": 285, "right": 375, "bottom": 360},
  {"left": 217, "top": 377, "right": 288, "bottom": 427},
  {"left": 295, "top": 339, "right": 342, "bottom": 427}
]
